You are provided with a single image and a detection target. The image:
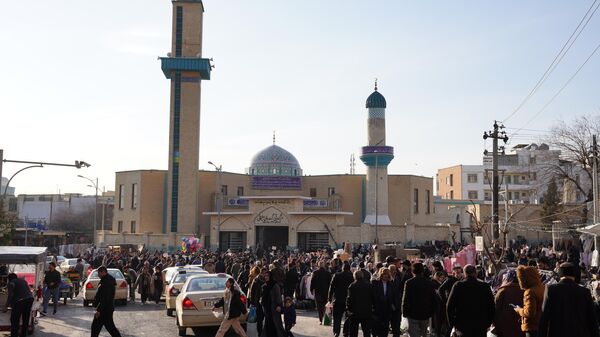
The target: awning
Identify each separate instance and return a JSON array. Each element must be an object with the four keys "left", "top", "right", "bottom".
[{"left": 0, "top": 246, "right": 47, "bottom": 264}]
